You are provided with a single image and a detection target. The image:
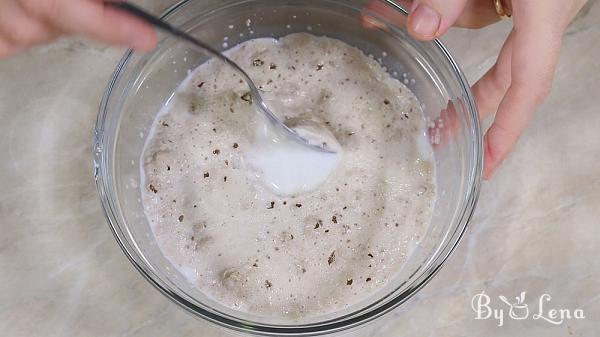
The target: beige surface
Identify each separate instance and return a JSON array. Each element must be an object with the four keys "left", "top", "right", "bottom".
[{"left": 0, "top": 1, "right": 598, "bottom": 336}]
